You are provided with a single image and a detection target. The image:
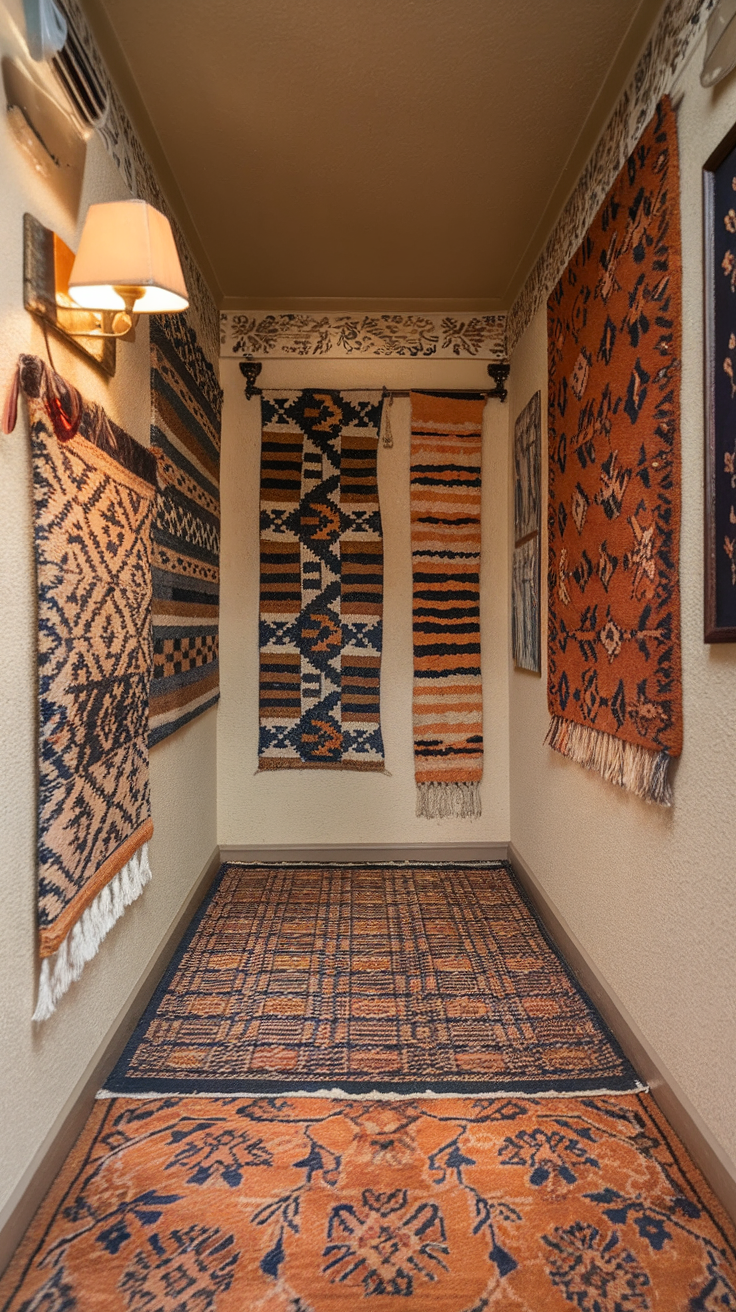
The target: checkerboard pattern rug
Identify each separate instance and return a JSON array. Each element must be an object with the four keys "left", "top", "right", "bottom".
[{"left": 103, "top": 864, "right": 639, "bottom": 1097}]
